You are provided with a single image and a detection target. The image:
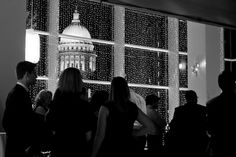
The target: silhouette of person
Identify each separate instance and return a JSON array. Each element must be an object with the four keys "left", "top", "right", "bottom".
[
  {"left": 46, "top": 67, "right": 94, "bottom": 157},
  {"left": 145, "top": 94, "right": 166, "bottom": 157},
  {"left": 206, "top": 70, "right": 236, "bottom": 157},
  {"left": 91, "top": 77, "right": 156, "bottom": 157},
  {"left": 130, "top": 89, "right": 147, "bottom": 156},
  {"left": 89, "top": 90, "right": 109, "bottom": 150},
  {"left": 33, "top": 89, "right": 53, "bottom": 155},
  {"left": 90, "top": 90, "right": 109, "bottom": 119},
  {"left": 166, "top": 90, "right": 208, "bottom": 157},
  {"left": 33, "top": 89, "right": 52, "bottom": 116},
  {"left": 2, "top": 61, "right": 38, "bottom": 157}
]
